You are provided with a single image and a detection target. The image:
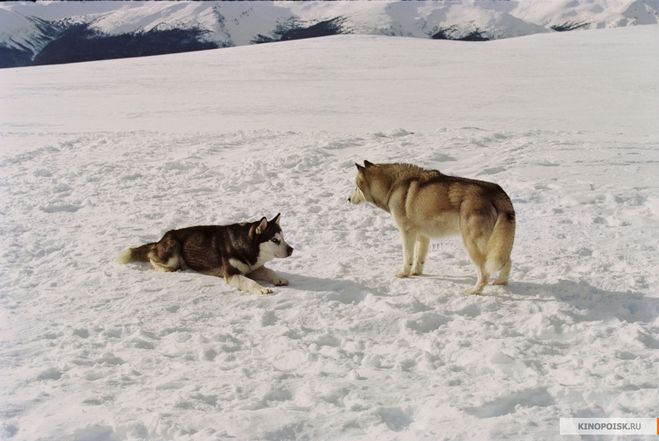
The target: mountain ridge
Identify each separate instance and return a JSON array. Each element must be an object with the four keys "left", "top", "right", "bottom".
[{"left": 1, "top": 0, "right": 657, "bottom": 68}]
